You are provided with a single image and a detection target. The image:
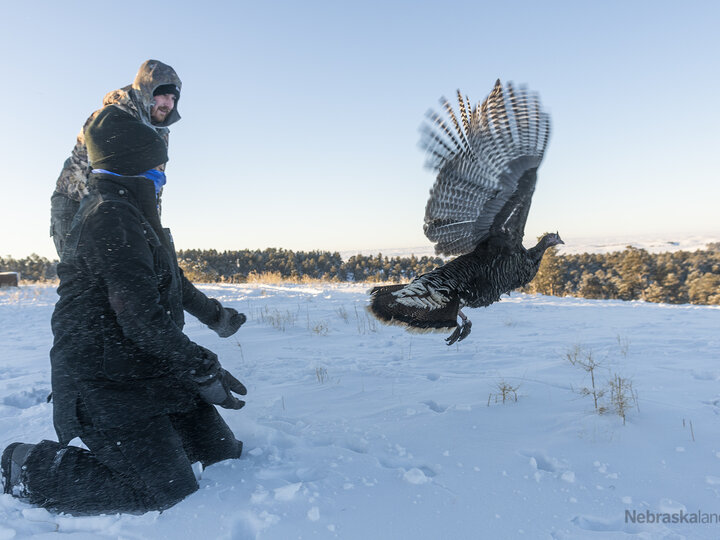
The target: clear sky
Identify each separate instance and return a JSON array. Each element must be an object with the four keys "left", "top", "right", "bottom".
[{"left": 1, "top": 0, "right": 718, "bottom": 259}]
